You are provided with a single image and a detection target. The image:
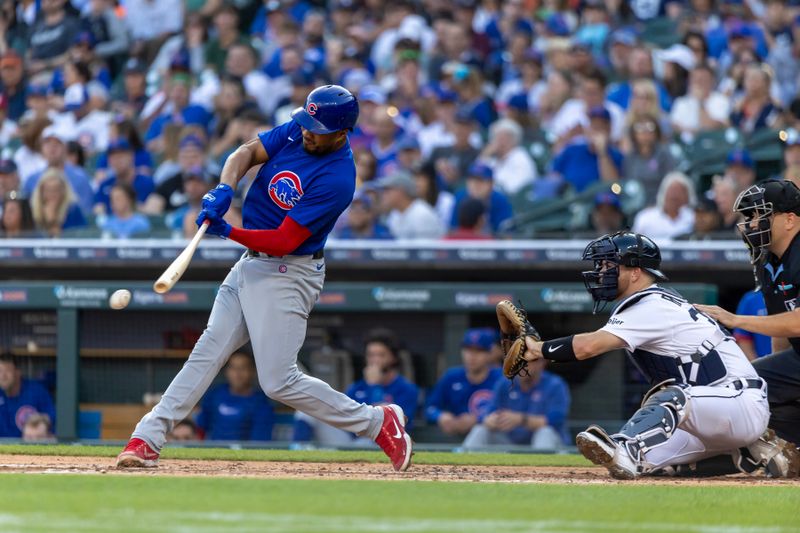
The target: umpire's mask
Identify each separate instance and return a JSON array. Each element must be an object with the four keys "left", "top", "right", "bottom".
[{"left": 735, "top": 180, "right": 800, "bottom": 265}]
